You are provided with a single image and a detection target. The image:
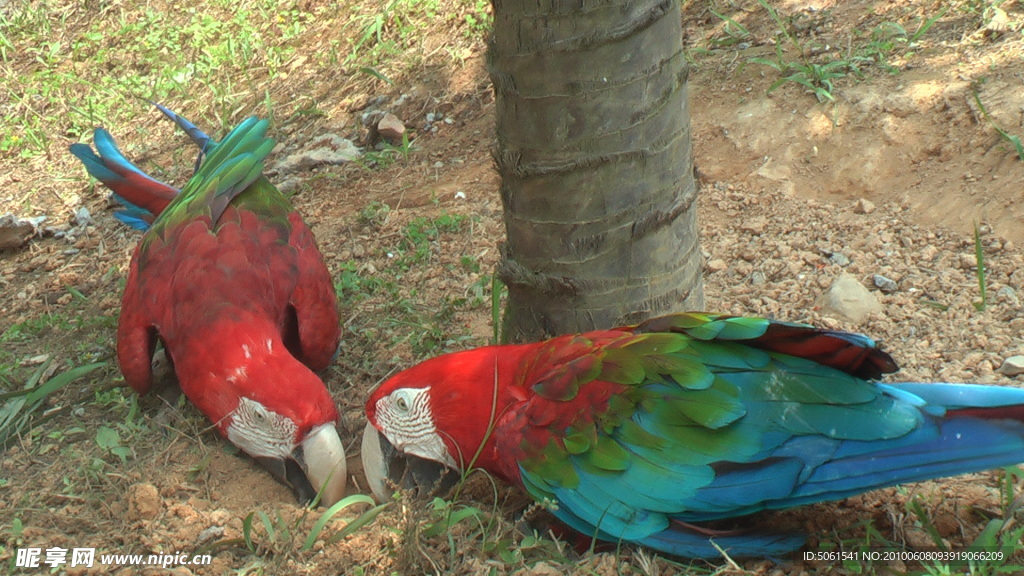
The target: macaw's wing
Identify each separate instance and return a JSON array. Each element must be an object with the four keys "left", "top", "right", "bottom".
[
  {"left": 145, "top": 116, "right": 275, "bottom": 244},
  {"left": 70, "top": 129, "right": 179, "bottom": 230},
  {"left": 284, "top": 212, "right": 341, "bottom": 370},
  {"left": 506, "top": 314, "right": 930, "bottom": 558}
]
